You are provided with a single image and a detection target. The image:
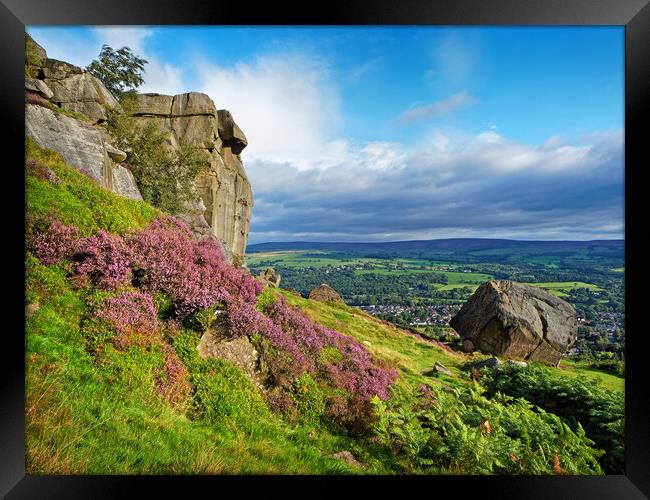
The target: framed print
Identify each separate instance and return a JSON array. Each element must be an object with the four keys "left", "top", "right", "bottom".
[{"left": 2, "top": 0, "right": 649, "bottom": 497}]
